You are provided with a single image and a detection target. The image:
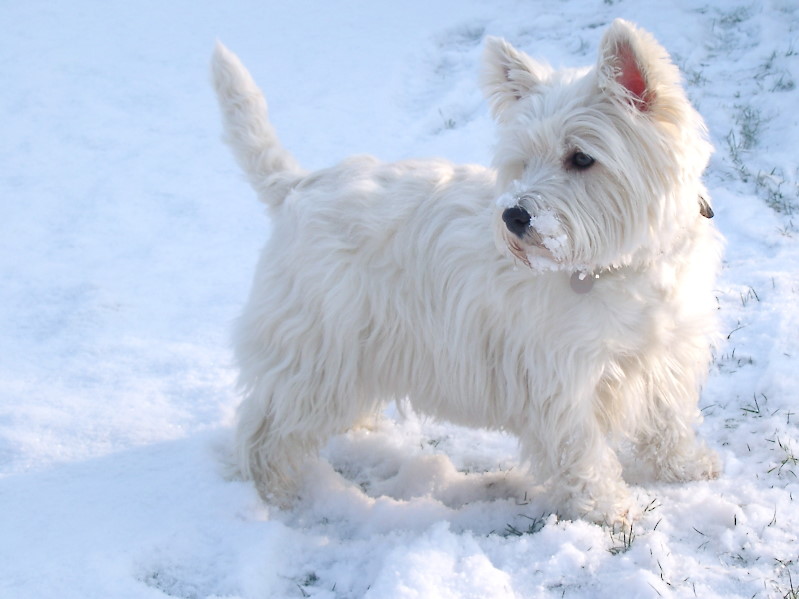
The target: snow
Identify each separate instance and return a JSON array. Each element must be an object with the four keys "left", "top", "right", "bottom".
[{"left": 1, "top": 0, "right": 798, "bottom": 597}]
